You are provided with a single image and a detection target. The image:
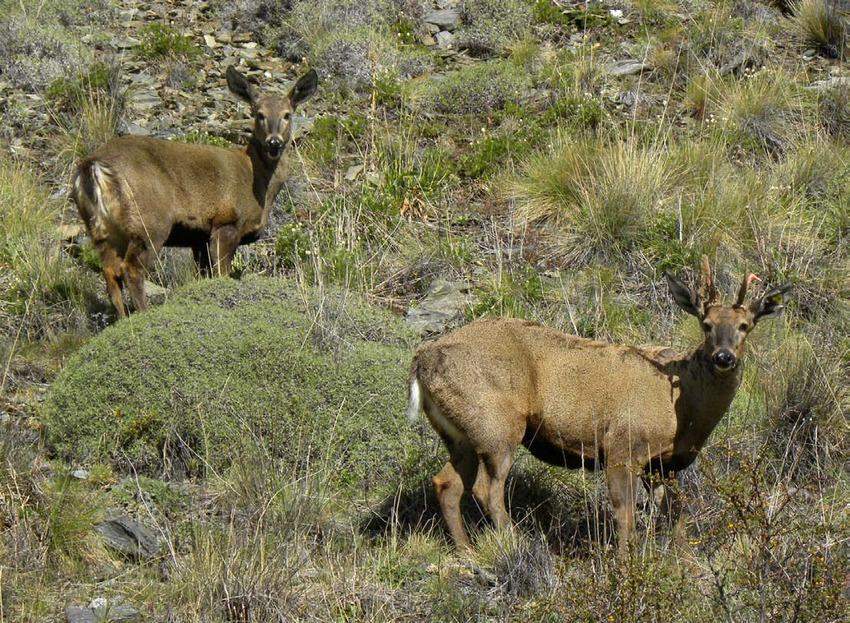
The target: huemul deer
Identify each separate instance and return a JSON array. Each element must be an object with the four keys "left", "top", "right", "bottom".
[
  {"left": 407, "top": 258, "right": 791, "bottom": 553},
  {"left": 70, "top": 66, "right": 318, "bottom": 316}
]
